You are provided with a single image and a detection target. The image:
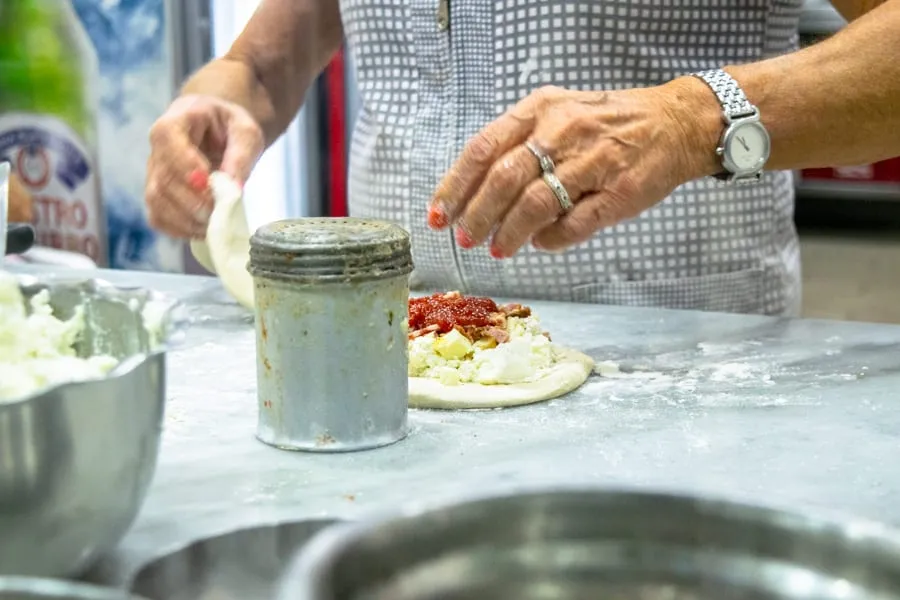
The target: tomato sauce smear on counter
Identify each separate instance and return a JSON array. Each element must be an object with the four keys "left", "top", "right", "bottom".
[{"left": 408, "top": 291, "right": 498, "bottom": 335}]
